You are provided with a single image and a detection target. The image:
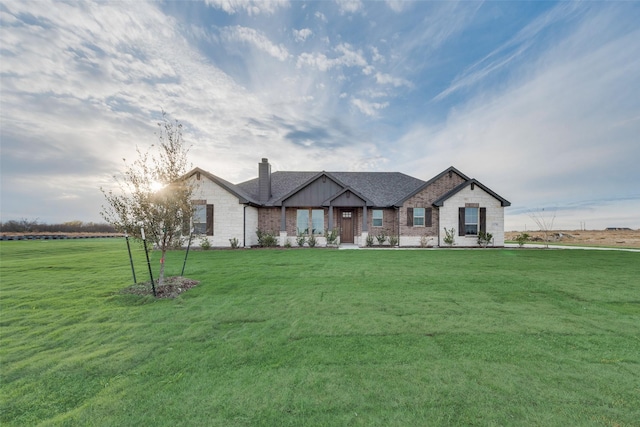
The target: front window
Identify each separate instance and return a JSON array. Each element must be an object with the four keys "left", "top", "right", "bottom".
[
  {"left": 311, "top": 209, "right": 324, "bottom": 235},
  {"left": 194, "top": 204, "right": 207, "bottom": 234},
  {"left": 465, "top": 207, "right": 479, "bottom": 235},
  {"left": 413, "top": 208, "right": 425, "bottom": 226},
  {"left": 296, "top": 209, "right": 309, "bottom": 235},
  {"left": 372, "top": 210, "right": 383, "bottom": 227},
  {"left": 297, "top": 209, "right": 324, "bottom": 235}
]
